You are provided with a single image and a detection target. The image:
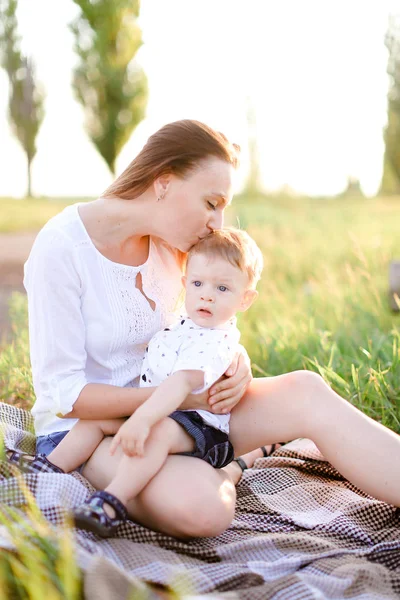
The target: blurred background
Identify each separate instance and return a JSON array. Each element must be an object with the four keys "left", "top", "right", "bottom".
[{"left": 0, "top": 0, "right": 399, "bottom": 431}]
